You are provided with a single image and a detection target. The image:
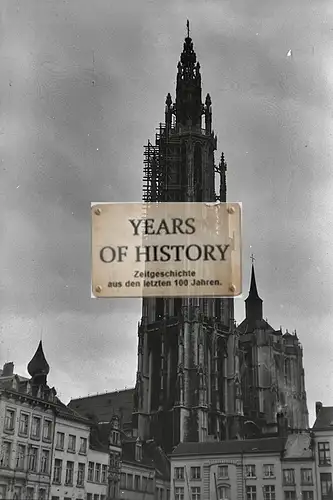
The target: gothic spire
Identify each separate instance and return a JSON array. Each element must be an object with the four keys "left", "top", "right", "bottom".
[
  {"left": 245, "top": 262, "right": 263, "bottom": 324},
  {"left": 175, "top": 21, "right": 203, "bottom": 128}
]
